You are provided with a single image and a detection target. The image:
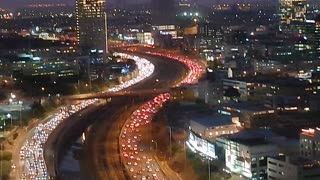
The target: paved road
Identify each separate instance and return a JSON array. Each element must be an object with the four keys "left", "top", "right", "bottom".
[
  {"left": 80, "top": 53, "right": 188, "bottom": 180},
  {"left": 42, "top": 52, "right": 188, "bottom": 180},
  {"left": 81, "top": 98, "right": 145, "bottom": 180}
]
